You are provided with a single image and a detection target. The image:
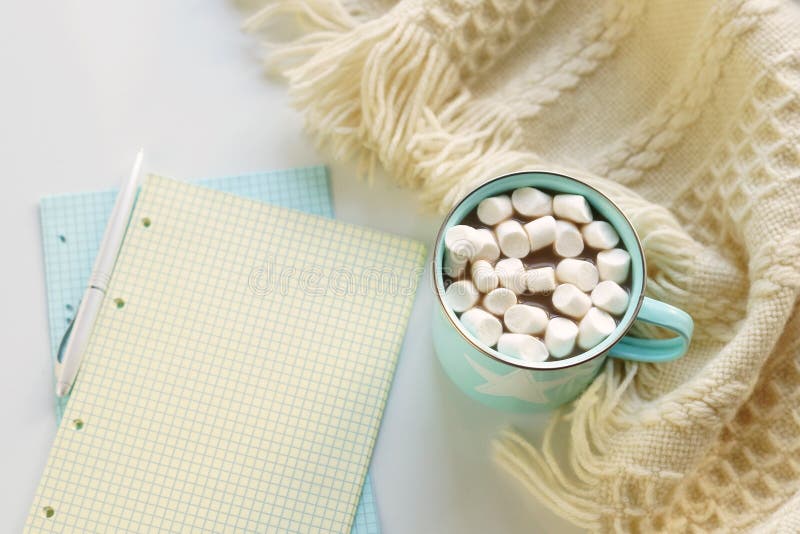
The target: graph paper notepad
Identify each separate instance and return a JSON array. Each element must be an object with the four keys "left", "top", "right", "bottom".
[
  {"left": 37, "top": 167, "right": 380, "bottom": 534},
  {"left": 28, "top": 174, "right": 423, "bottom": 532}
]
